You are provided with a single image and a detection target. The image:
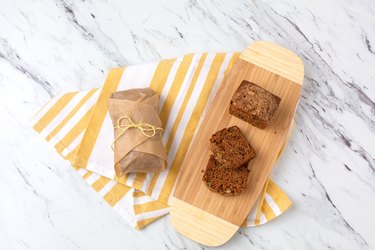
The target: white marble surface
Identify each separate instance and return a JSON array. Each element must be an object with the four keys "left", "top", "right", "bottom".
[{"left": 0, "top": 0, "right": 374, "bottom": 249}]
